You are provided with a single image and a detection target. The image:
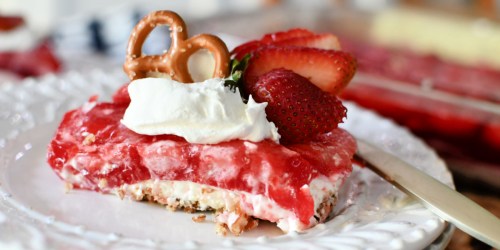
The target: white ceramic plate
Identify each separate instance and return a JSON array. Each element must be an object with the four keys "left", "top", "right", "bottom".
[{"left": 0, "top": 70, "right": 454, "bottom": 250}]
